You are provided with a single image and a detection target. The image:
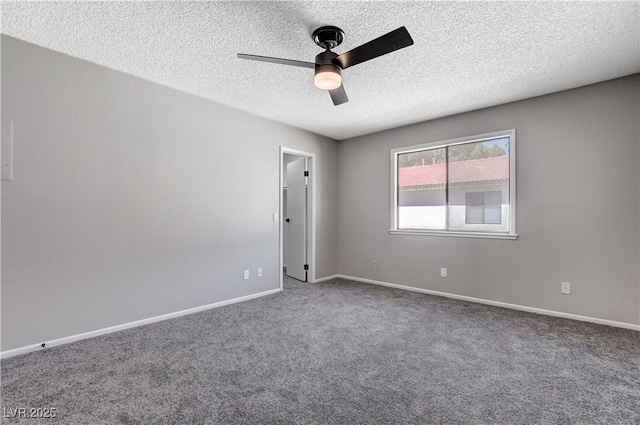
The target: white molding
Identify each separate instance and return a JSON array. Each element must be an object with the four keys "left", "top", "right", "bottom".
[
  {"left": 335, "top": 274, "right": 640, "bottom": 331},
  {"left": 389, "top": 230, "right": 518, "bottom": 240},
  {"left": 4, "top": 274, "right": 635, "bottom": 359},
  {"left": 0, "top": 288, "right": 282, "bottom": 359},
  {"left": 312, "top": 274, "right": 339, "bottom": 283}
]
